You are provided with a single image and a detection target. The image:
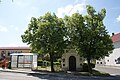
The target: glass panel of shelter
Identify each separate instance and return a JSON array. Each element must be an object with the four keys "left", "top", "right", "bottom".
[
  {"left": 18, "top": 55, "right": 24, "bottom": 68},
  {"left": 17, "top": 55, "right": 33, "bottom": 68},
  {"left": 24, "top": 55, "right": 33, "bottom": 67}
]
